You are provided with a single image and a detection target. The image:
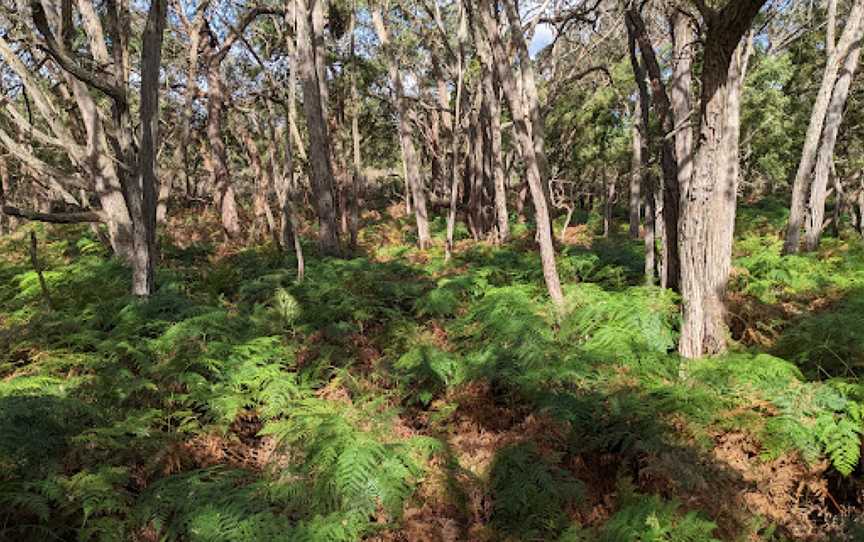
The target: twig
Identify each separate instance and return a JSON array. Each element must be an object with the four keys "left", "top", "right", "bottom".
[{"left": 29, "top": 230, "right": 54, "bottom": 310}]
